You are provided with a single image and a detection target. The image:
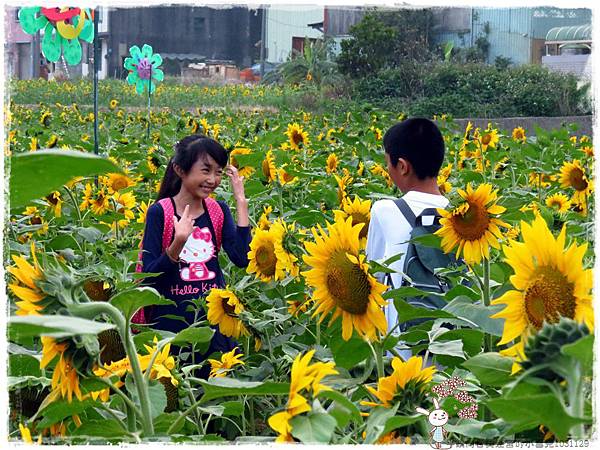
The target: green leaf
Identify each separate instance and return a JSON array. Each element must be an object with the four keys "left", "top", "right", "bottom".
[
  {"left": 364, "top": 404, "right": 400, "bottom": 444},
  {"left": 37, "top": 398, "right": 98, "bottom": 428},
  {"left": 393, "top": 299, "right": 455, "bottom": 323},
  {"left": 10, "top": 149, "right": 121, "bottom": 209},
  {"left": 443, "top": 296, "right": 504, "bottom": 336},
  {"left": 317, "top": 390, "right": 363, "bottom": 425},
  {"left": 9, "top": 354, "right": 41, "bottom": 377},
  {"left": 222, "top": 401, "right": 244, "bottom": 417},
  {"left": 8, "top": 375, "right": 51, "bottom": 390},
  {"left": 329, "top": 335, "right": 371, "bottom": 369},
  {"left": 197, "top": 378, "right": 290, "bottom": 403},
  {"left": 170, "top": 327, "right": 214, "bottom": 354},
  {"left": 154, "top": 412, "right": 185, "bottom": 434},
  {"left": 445, "top": 419, "right": 502, "bottom": 440},
  {"left": 289, "top": 412, "right": 337, "bottom": 443},
  {"left": 126, "top": 376, "right": 167, "bottom": 420},
  {"left": 380, "top": 415, "right": 423, "bottom": 436},
  {"left": 71, "top": 419, "right": 132, "bottom": 439},
  {"left": 561, "top": 334, "right": 593, "bottom": 374},
  {"left": 110, "top": 287, "right": 175, "bottom": 321},
  {"left": 9, "top": 315, "right": 115, "bottom": 340},
  {"left": 462, "top": 353, "right": 514, "bottom": 387},
  {"left": 428, "top": 339, "right": 465, "bottom": 359},
  {"left": 485, "top": 394, "right": 591, "bottom": 440}
]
